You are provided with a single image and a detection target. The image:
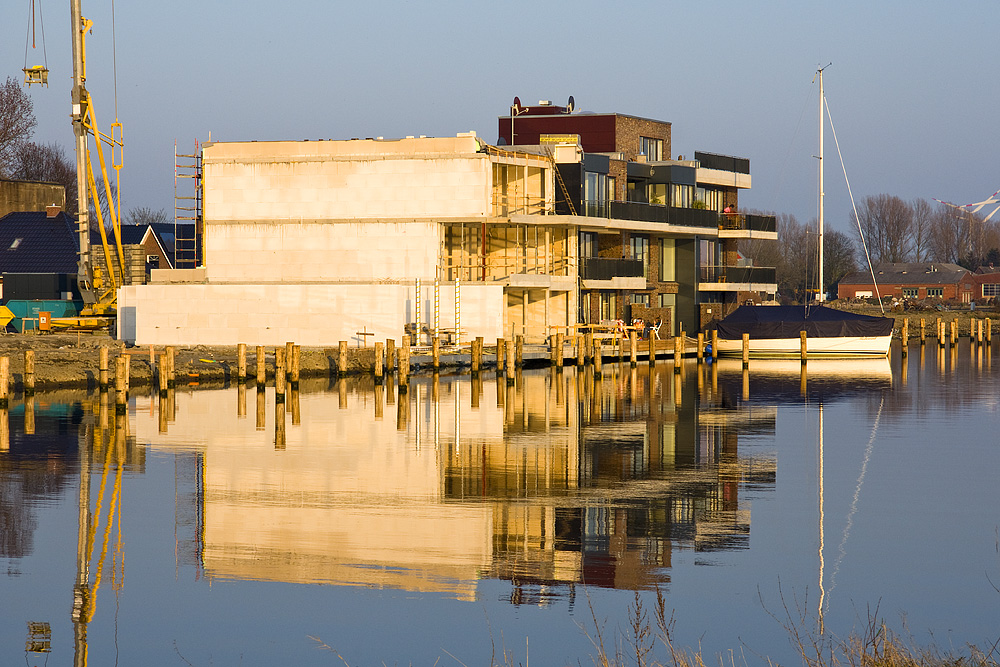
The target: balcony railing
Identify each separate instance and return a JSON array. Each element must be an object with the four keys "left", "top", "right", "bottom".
[
  {"left": 581, "top": 257, "right": 645, "bottom": 281},
  {"left": 576, "top": 200, "right": 775, "bottom": 232},
  {"left": 700, "top": 265, "right": 776, "bottom": 284}
]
